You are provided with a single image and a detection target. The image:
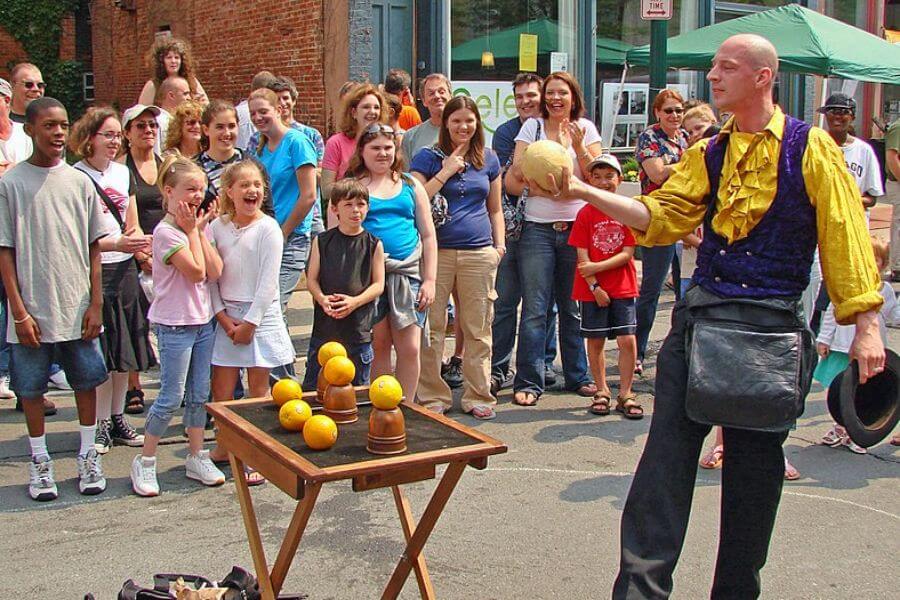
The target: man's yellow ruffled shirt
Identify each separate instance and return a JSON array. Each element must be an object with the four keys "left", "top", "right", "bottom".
[{"left": 634, "top": 107, "right": 882, "bottom": 324}]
